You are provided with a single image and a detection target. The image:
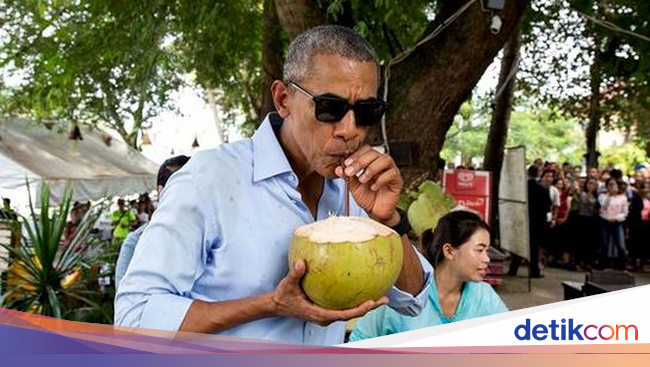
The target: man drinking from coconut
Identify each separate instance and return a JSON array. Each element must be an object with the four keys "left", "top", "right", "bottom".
[{"left": 115, "top": 25, "right": 431, "bottom": 345}]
